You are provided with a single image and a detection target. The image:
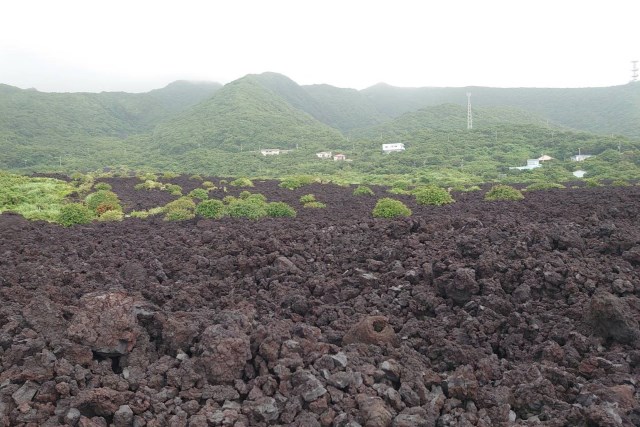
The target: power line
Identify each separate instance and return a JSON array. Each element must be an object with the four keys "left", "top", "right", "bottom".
[{"left": 466, "top": 93, "right": 473, "bottom": 130}]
